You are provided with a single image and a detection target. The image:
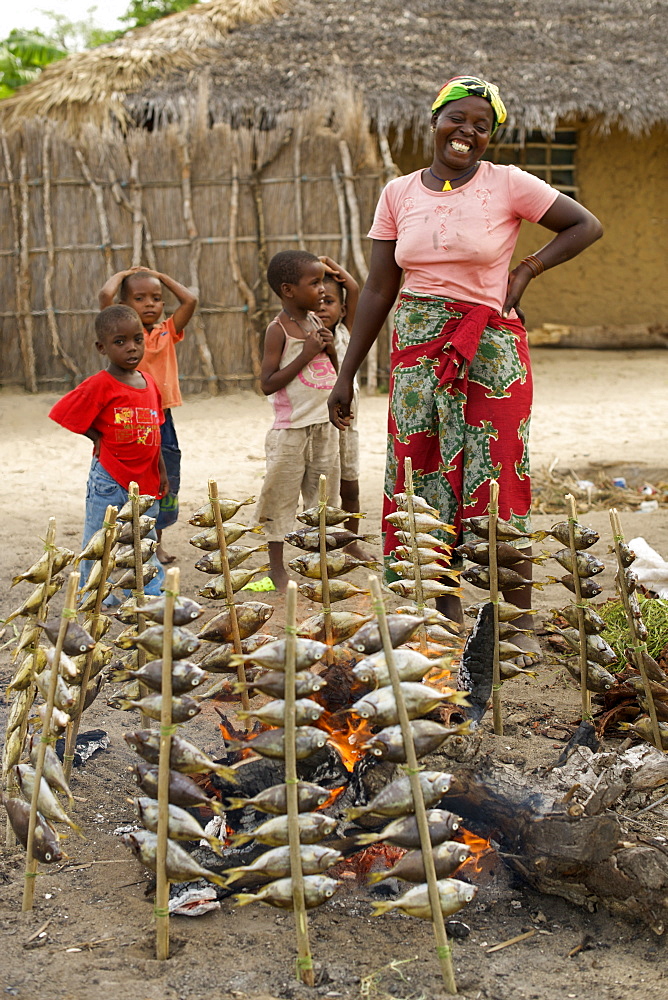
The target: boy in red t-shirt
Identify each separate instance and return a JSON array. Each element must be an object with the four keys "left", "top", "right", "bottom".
[
  {"left": 49, "top": 305, "right": 169, "bottom": 595},
  {"left": 98, "top": 266, "right": 198, "bottom": 564}
]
